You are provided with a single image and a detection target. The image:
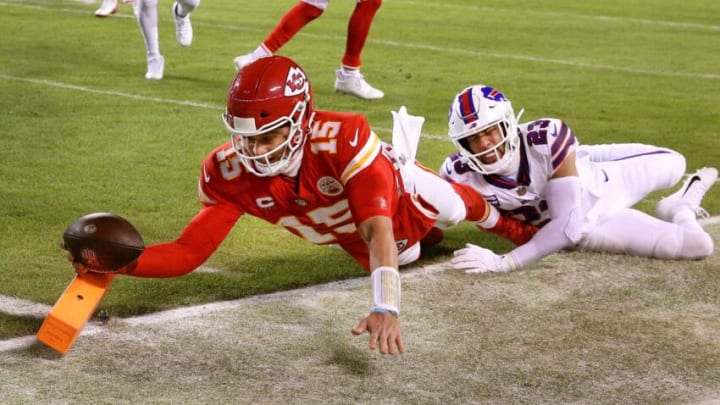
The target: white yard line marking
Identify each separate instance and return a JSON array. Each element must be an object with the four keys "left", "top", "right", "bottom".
[
  {"left": 6, "top": 72, "right": 720, "bottom": 143},
  {"left": 1, "top": 2, "right": 719, "bottom": 81},
  {"left": 7, "top": 1, "right": 720, "bottom": 32},
  {"left": 703, "top": 216, "right": 720, "bottom": 225},
  {"left": 0, "top": 262, "right": 444, "bottom": 353},
  {"left": 0, "top": 296, "right": 51, "bottom": 318},
  {"left": 372, "top": 39, "right": 720, "bottom": 81},
  {"left": 0, "top": 74, "right": 222, "bottom": 110},
  {"left": 195, "top": 265, "right": 224, "bottom": 273},
  {"left": 1, "top": 217, "right": 717, "bottom": 353},
  {"left": 395, "top": 1, "right": 720, "bottom": 32}
]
